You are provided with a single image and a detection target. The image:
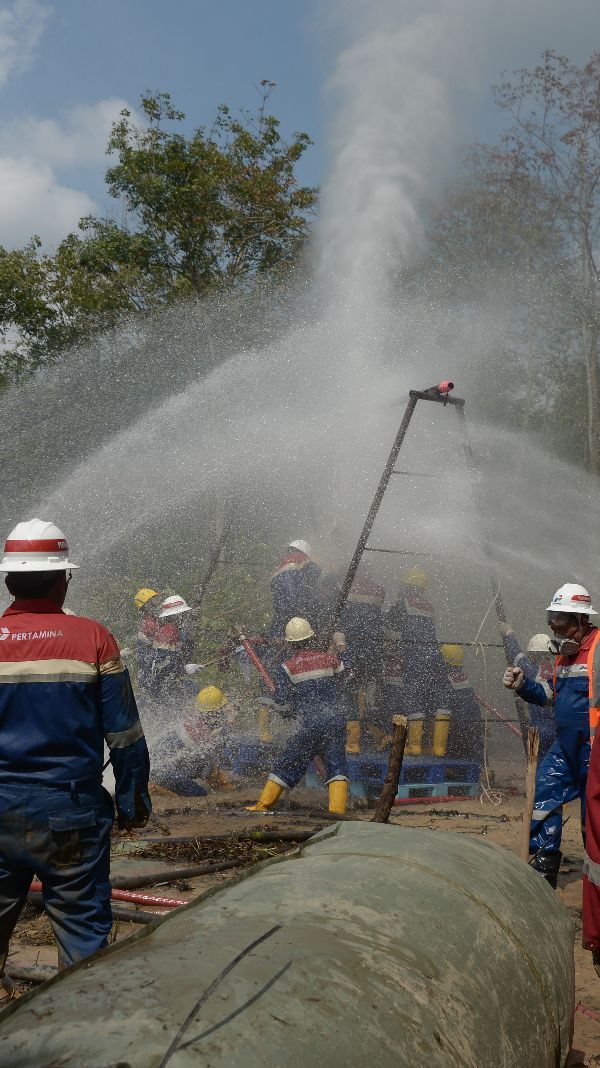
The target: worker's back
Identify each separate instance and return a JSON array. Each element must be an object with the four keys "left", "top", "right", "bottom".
[
  {"left": 280, "top": 648, "right": 345, "bottom": 718},
  {"left": 0, "top": 598, "right": 136, "bottom": 786}
]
